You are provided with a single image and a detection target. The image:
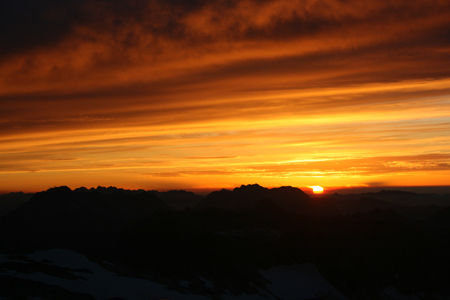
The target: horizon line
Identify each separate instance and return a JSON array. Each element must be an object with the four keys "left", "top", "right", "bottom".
[{"left": 2, "top": 184, "right": 450, "bottom": 195}]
